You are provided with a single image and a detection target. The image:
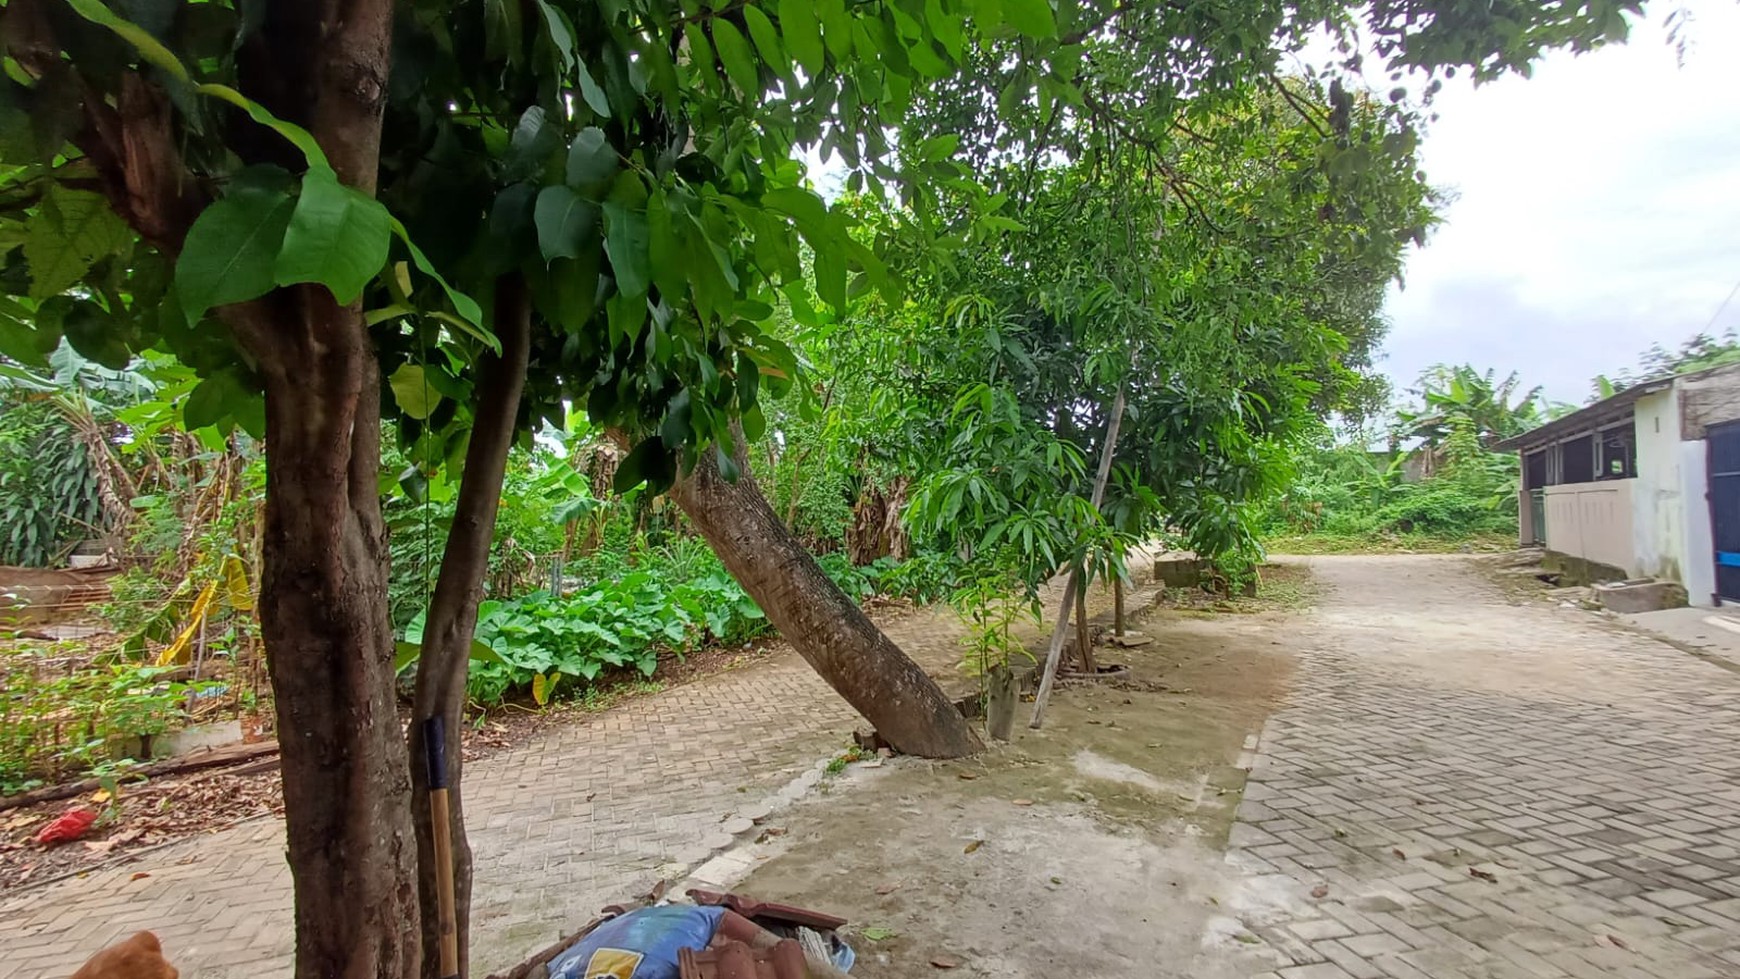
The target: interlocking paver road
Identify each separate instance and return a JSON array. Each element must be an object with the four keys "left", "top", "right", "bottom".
[
  {"left": 0, "top": 564, "right": 1134, "bottom": 979},
  {"left": 1226, "top": 556, "right": 1740, "bottom": 979},
  {"left": 0, "top": 657, "right": 859, "bottom": 978}
]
